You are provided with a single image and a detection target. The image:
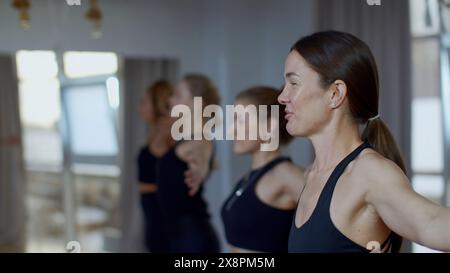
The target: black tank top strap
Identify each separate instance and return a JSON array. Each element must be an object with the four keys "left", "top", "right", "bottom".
[
  {"left": 380, "top": 232, "right": 394, "bottom": 252},
  {"left": 320, "top": 142, "right": 371, "bottom": 208},
  {"left": 249, "top": 156, "right": 292, "bottom": 185}
]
